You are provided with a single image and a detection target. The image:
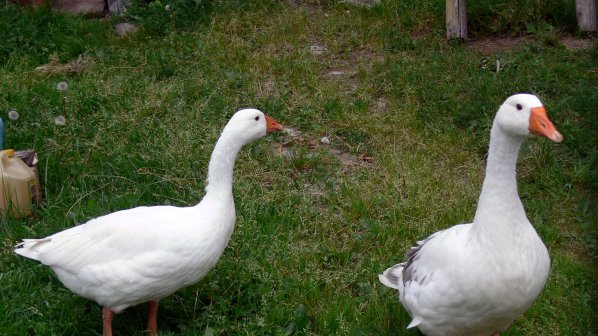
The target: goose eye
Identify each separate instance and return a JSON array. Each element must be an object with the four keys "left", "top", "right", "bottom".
[
  {"left": 516, "top": 104, "right": 523, "bottom": 111},
  {"left": 255, "top": 116, "right": 260, "bottom": 121}
]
